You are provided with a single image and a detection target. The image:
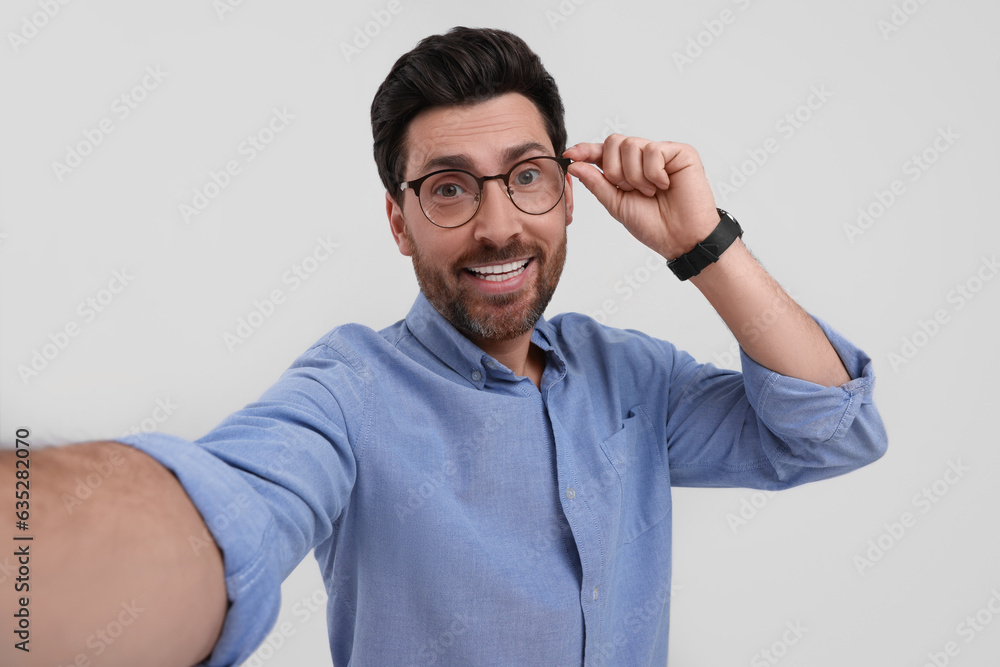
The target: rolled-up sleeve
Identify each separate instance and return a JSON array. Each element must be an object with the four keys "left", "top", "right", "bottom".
[
  {"left": 118, "top": 335, "right": 366, "bottom": 666},
  {"left": 666, "top": 317, "right": 888, "bottom": 489}
]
